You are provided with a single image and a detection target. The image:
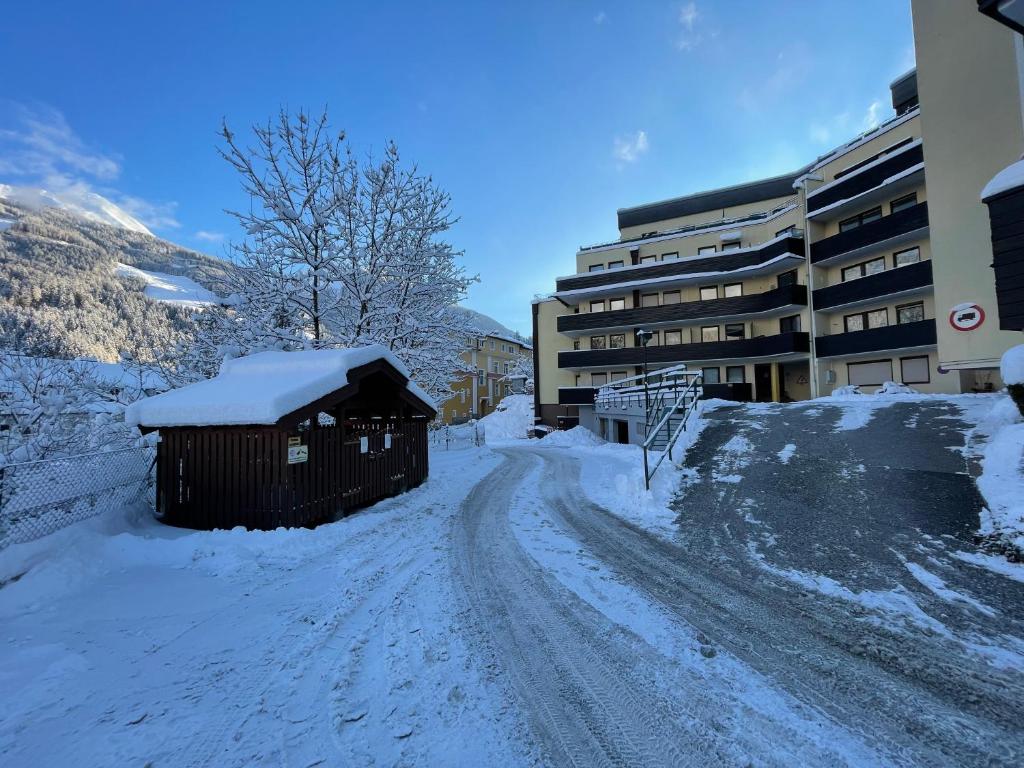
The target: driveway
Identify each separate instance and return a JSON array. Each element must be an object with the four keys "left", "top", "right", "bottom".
[{"left": 452, "top": 400, "right": 1024, "bottom": 767}]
